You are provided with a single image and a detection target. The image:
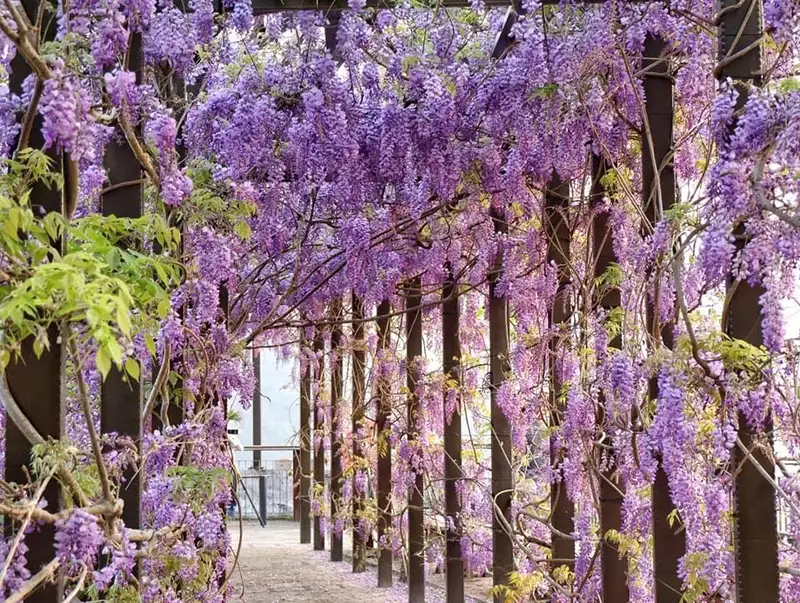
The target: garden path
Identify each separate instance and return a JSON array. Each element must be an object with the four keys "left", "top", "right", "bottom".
[{"left": 230, "top": 521, "right": 491, "bottom": 603}]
